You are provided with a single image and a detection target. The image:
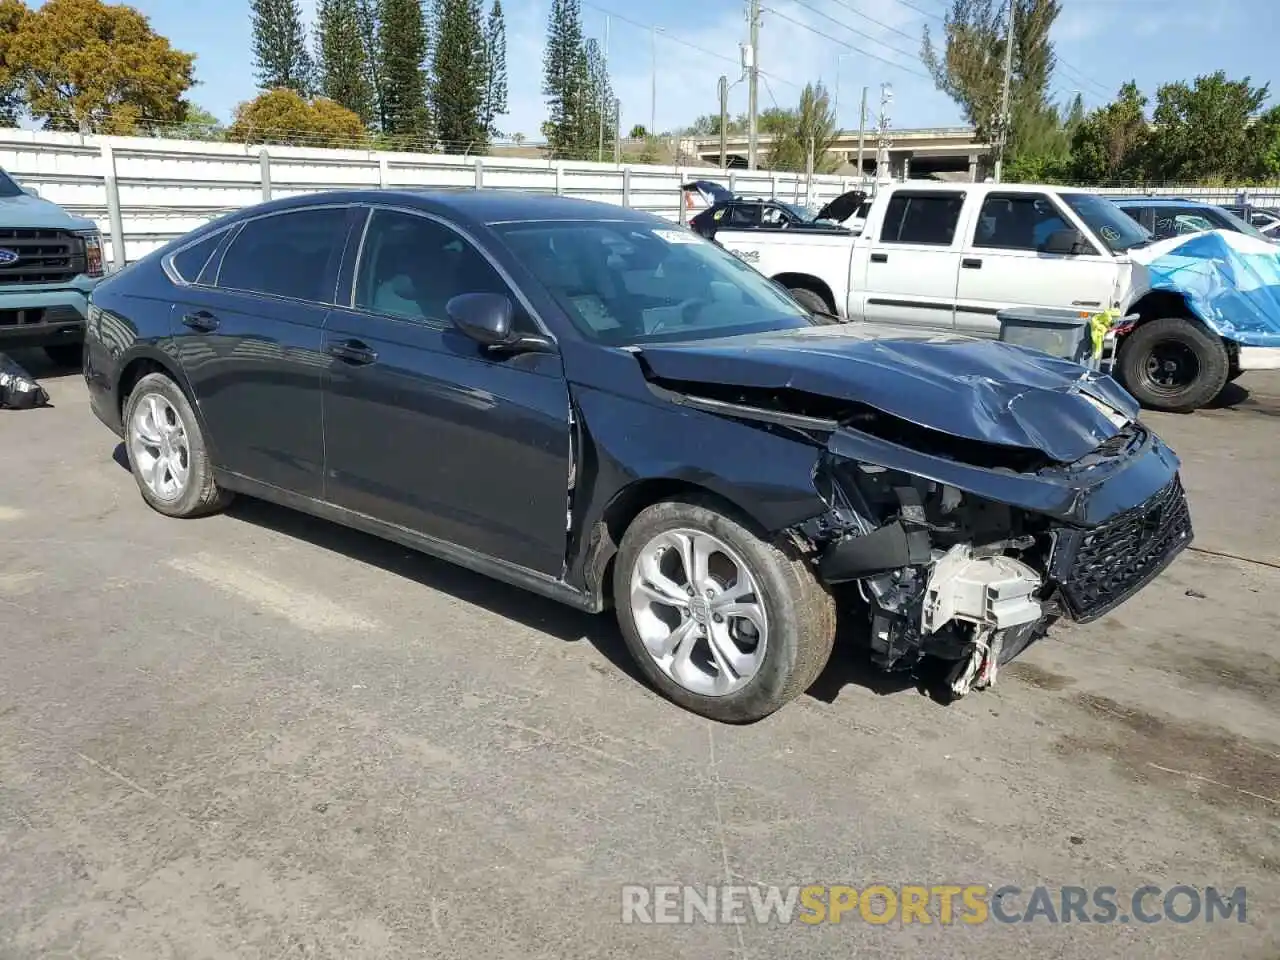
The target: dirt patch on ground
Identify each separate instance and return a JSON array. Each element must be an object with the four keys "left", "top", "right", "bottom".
[
  {"left": 1158, "top": 649, "right": 1280, "bottom": 705},
  {"left": 1055, "top": 693, "right": 1280, "bottom": 818},
  {"left": 1004, "top": 661, "right": 1076, "bottom": 691}
]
